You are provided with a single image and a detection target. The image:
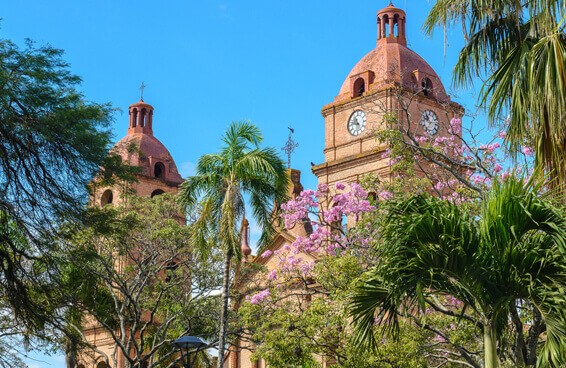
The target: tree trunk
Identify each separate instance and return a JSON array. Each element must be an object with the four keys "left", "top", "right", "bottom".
[
  {"left": 65, "top": 337, "right": 77, "bottom": 368},
  {"left": 484, "top": 323, "right": 499, "bottom": 368},
  {"left": 216, "top": 249, "right": 232, "bottom": 368}
]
